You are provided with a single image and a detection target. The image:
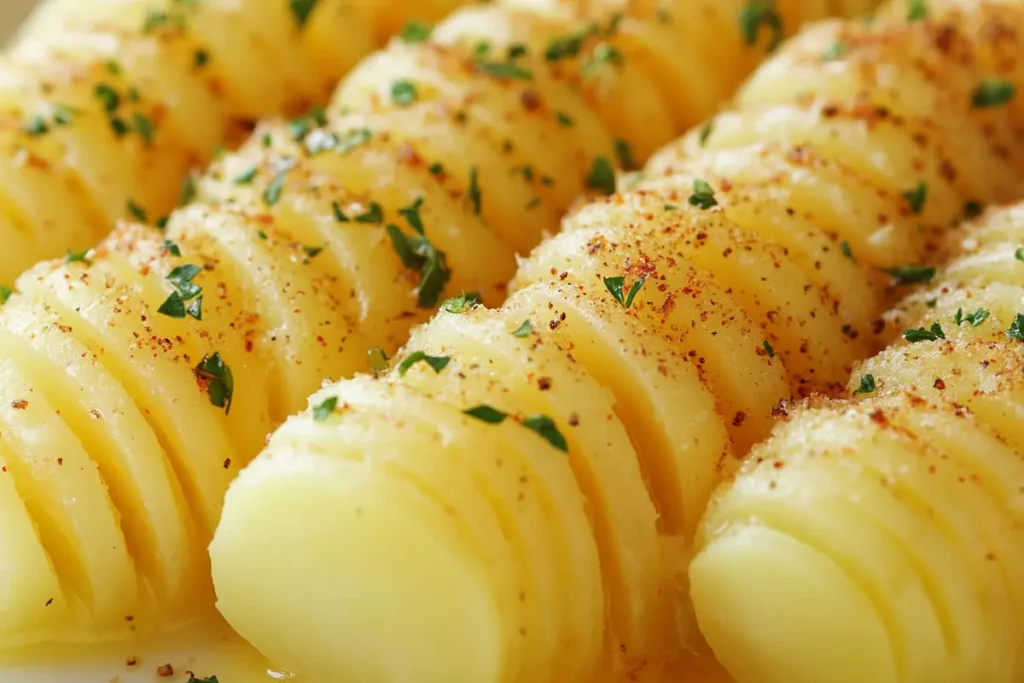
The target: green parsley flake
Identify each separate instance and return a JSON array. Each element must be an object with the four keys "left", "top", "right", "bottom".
[
  {"left": 195, "top": 352, "right": 234, "bottom": 414},
  {"left": 368, "top": 347, "right": 389, "bottom": 376},
  {"left": 441, "top": 291, "right": 480, "bottom": 313},
  {"left": 399, "top": 20, "right": 432, "bottom": 43},
  {"left": 312, "top": 396, "right": 338, "bottom": 422},
  {"left": 903, "top": 322, "right": 946, "bottom": 343},
  {"left": 0, "top": 286, "right": 13, "bottom": 304},
  {"left": 614, "top": 139, "right": 637, "bottom": 171},
  {"left": 763, "top": 340, "right": 775, "bottom": 358},
  {"left": 902, "top": 181, "right": 928, "bottom": 214},
  {"left": 289, "top": 0, "right": 319, "bottom": 28},
  {"left": 603, "top": 275, "right": 646, "bottom": 309},
  {"left": 972, "top": 78, "right": 1015, "bottom": 108},
  {"left": 840, "top": 240, "right": 855, "bottom": 262},
  {"left": 354, "top": 202, "right": 384, "bottom": 224},
  {"left": 587, "top": 156, "right": 616, "bottom": 195},
  {"left": 386, "top": 225, "right": 451, "bottom": 308},
  {"left": 391, "top": 80, "right": 418, "bottom": 107},
  {"left": 398, "top": 197, "right": 425, "bottom": 234},
  {"left": 233, "top": 167, "right": 258, "bottom": 185},
  {"left": 462, "top": 406, "right": 569, "bottom": 452},
  {"left": 883, "top": 264, "right": 935, "bottom": 285},
  {"left": 397, "top": 351, "right": 450, "bottom": 376},
  {"left": 822, "top": 41, "right": 847, "bottom": 61},
  {"left": 907, "top": 0, "right": 927, "bottom": 21},
  {"left": 853, "top": 374, "right": 876, "bottom": 395},
  {"left": 1007, "top": 313, "right": 1024, "bottom": 342},
  {"left": 688, "top": 179, "right": 718, "bottom": 209},
  {"left": 467, "top": 167, "right": 482, "bottom": 215},
  {"left": 511, "top": 319, "right": 533, "bottom": 337},
  {"left": 738, "top": 1, "right": 784, "bottom": 53},
  {"left": 263, "top": 172, "right": 287, "bottom": 207},
  {"left": 954, "top": 307, "right": 989, "bottom": 327}
]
